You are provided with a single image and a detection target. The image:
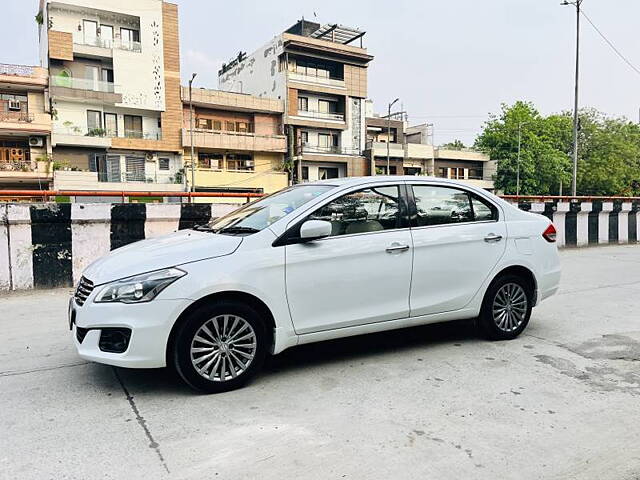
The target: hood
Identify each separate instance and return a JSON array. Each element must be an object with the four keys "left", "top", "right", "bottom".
[{"left": 83, "top": 230, "right": 243, "bottom": 285}]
